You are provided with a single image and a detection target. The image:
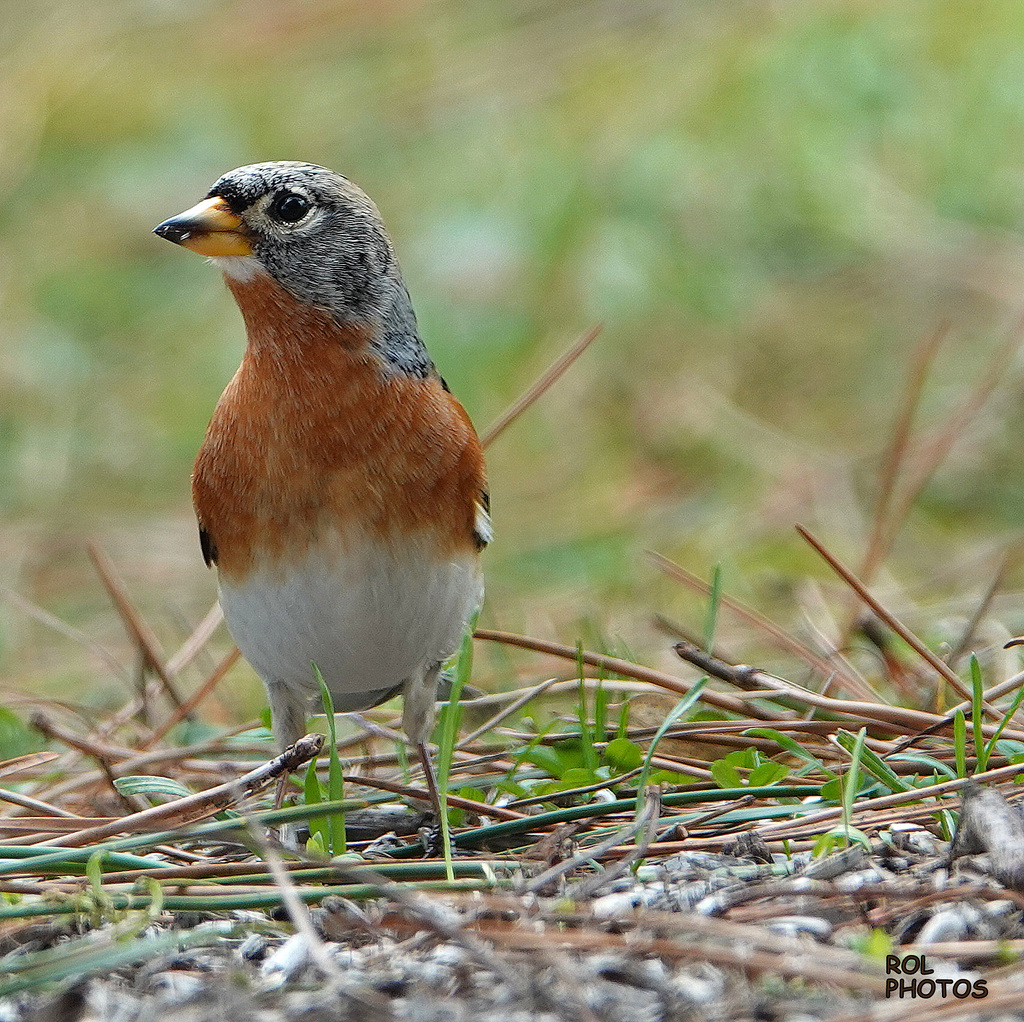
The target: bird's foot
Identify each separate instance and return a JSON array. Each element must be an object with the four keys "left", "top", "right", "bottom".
[{"left": 416, "top": 820, "right": 444, "bottom": 858}]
